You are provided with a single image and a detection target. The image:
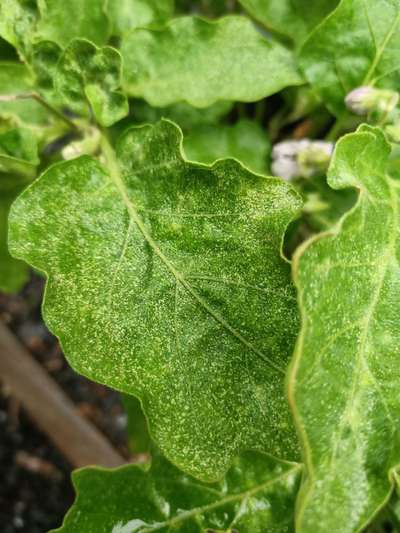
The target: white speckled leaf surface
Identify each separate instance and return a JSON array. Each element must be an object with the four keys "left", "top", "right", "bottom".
[
  {"left": 9, "top": 120, "right": 302, "bottom": 480},
  {"left": 289, "top": 125, "right": 400, "bottom": 531}
]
